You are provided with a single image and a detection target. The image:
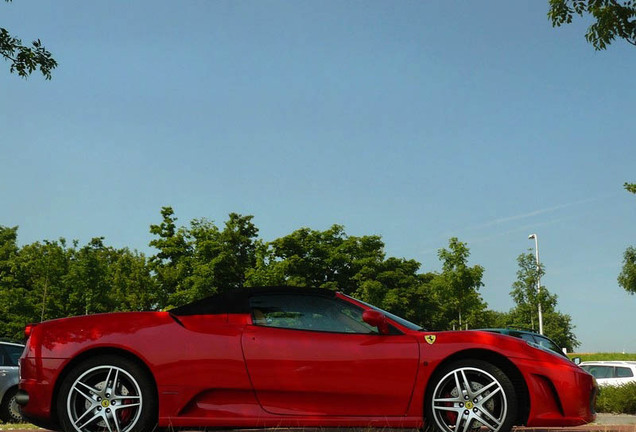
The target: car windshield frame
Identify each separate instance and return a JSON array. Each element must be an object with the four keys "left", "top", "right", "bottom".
[{"left": 341, "top": 294, "right": 423, "bottom": 331}]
